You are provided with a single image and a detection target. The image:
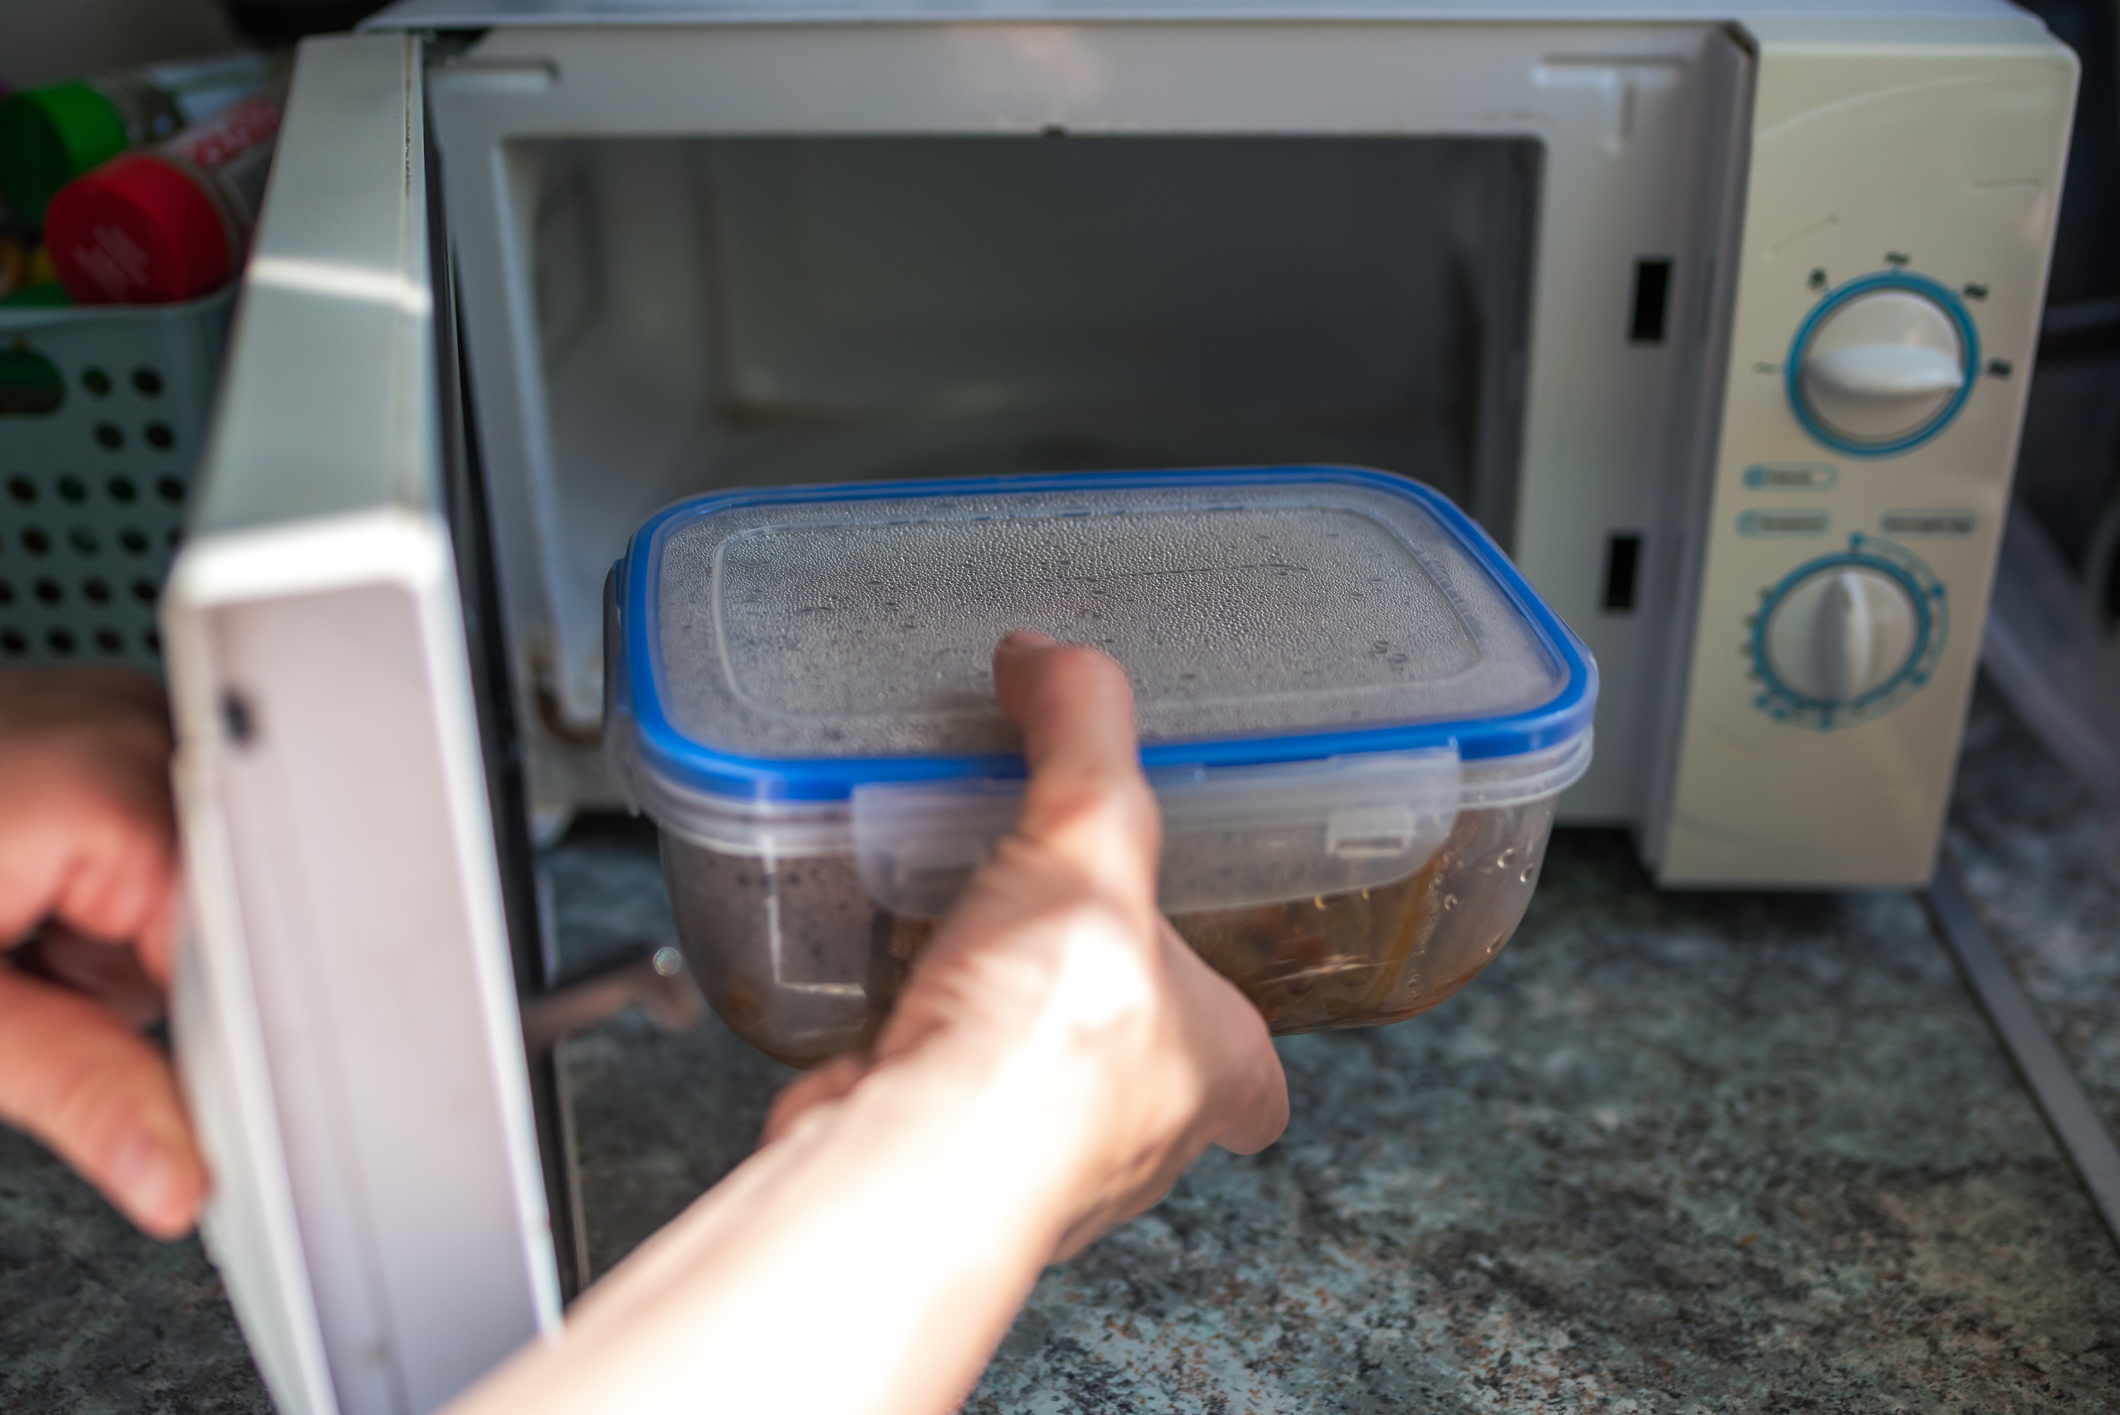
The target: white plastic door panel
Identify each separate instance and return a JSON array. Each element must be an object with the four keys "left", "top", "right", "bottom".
[{"left": 164, "top": 32, "right": 561, "bottom": 1415}]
